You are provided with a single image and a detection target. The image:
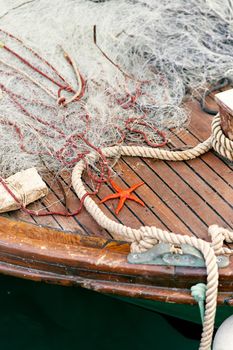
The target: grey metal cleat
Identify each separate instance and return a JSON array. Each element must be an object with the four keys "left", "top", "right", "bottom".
[{"left": 127, "top": 243, "right": 229, "bottom": 268}]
